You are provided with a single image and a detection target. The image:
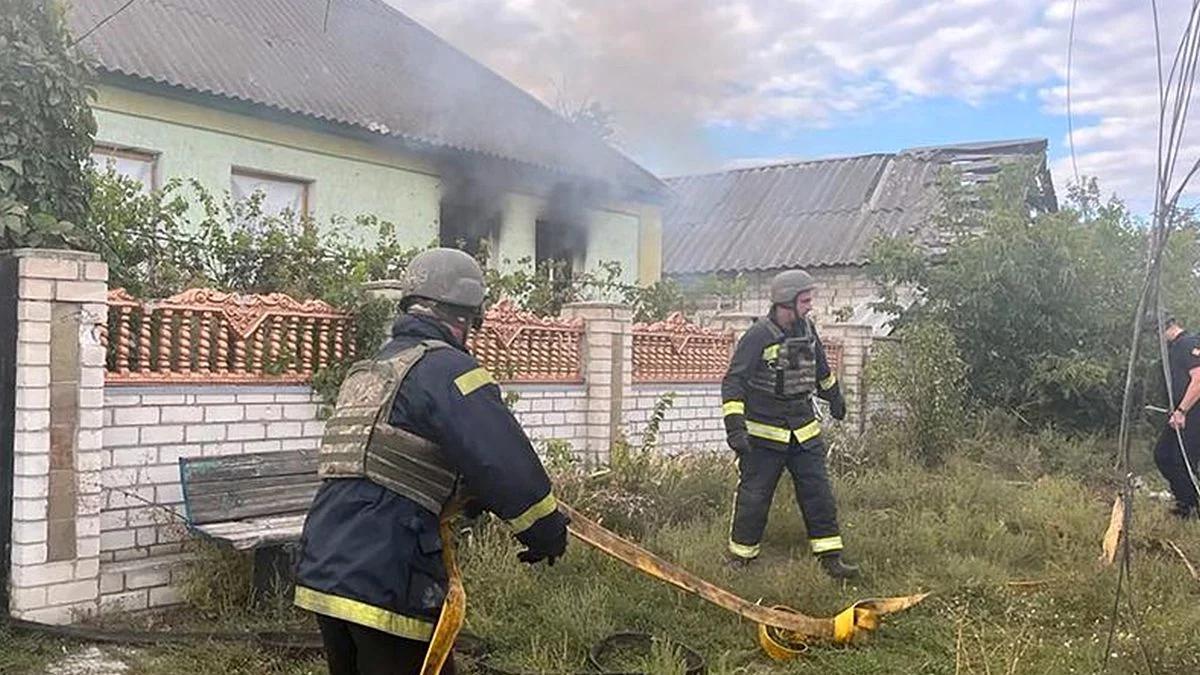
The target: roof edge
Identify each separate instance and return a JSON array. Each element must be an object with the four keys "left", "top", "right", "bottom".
[
  {"left": 662, "top": 152, "right": 894, "bottom": 182},
  {"left": 97, "top": 72, "right": 670, "bottom": 203}
]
